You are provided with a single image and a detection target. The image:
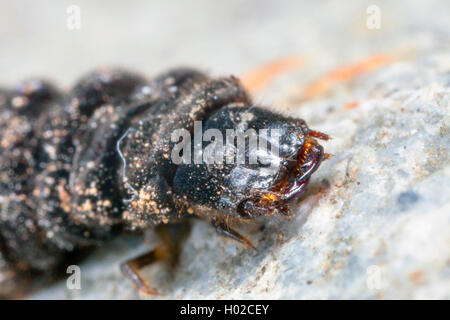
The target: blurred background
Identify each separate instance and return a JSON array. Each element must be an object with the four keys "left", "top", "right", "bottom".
[{"left": 1, "top": 0, "right": 449, "bottom": 299}]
